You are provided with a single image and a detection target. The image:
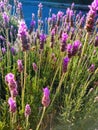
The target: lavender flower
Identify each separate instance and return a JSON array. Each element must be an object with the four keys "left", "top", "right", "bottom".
[
  {"left": 66, "top": 8, "right": 74, "bottom": 26},
  {"left": 72, "top": 40, "right": 81, "bottom": 56},
  {"left": 18, "top": 20, "right": 29, "bottom": 51},
  {"left": 38, "top": 3, "right": 43, "bottom": 8},
  {"left": 48, "top": 17, "right": 52, "bottom": 25},
  {"left": 17, "top": 59, "right": 23, "bottom": 72},
  {"left": 88, "top": 64, "right": 95, "bottom": 73},
  {"left": 57, "top": 11, "right": 64, "bottom": 19},
  {"left": 38, "top": 3, "right": 43, "bottom": 18},
  {"left": 1, "top": 47, "right": 6, "bottom": 55},
  {"left": 66, "top": 44, "right": 73, "bottom": 58},
  {"left": 5, "top": 73, "right": 18, "bottom": 97},
  {"left": 50, "top": 29, "right": 55, "bottom": 48},
  {"left": 52, "top": 13, "right": 56, "bottom": 22},
  {"left": 0, "top": 35, "right": 5, "bottom": 41},
  {"left": 8, "top": 79, "right": 17, "bottom": 91},
  {"left": 0, "top": 1, "right": 4, "bottom": 12},
  {"left": 94, "top": 36, "right": 98, "bottom": 47},
  {"left": 29, "top": 20, "right": 36, "bottom": 34},
  {"left": 10, "top": 88, "right": 18, "bottom": 98},
  {"left": 60, "top": 32, "right": 68, "bottom": 52},
  {"left": 10, "top": 47, "right": 16, "bottom": 55},
  {"left": 25, "top": 104, "right": 31, "bottom": 117},
  {"left": 85, "top": 0, "right": 98, "bottom": 32},
  {"left": 2, "top": 12, "right": 9, "bottom": 27},
  {"left": 42, "top": 87, "right": 50, "bottom": 107},
  {"left": 39, "top": 33, "right": 46, "bottom": 50},
  {"left": 62, "top": 57, "right": 70, "bottom": 73},
  {"left": 32, "top": 63, "right": 38, "bottom": 72},
  {"left": 16, "top": 2, "right": 23, "bottom": 19},
  {"left": 5, "top": 73, "right": 15, "bottom": 84},
  {"left": 8, "top": 97, "right": 17, "bottom": 113}
]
